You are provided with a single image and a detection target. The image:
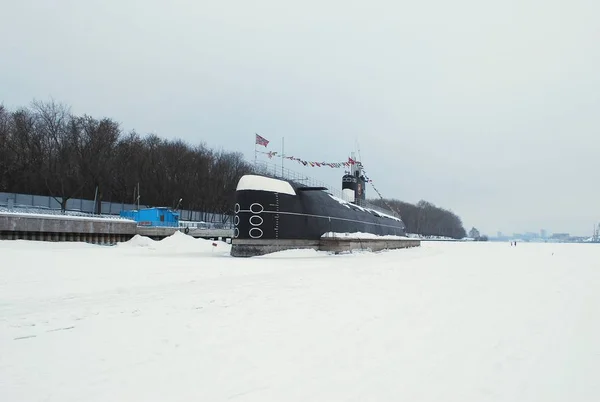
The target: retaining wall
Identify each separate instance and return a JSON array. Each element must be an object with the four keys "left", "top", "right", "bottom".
[
  {"left": 231, "top": 238, "right": 421, "bottom": 257},
  {"left": 319, "top": 238, "right": 421, "bottom": 253},
  {"left": 0, "top": 214, "right": 136, "bottom": 234},
  {"left": 0, "top": 214, "right": 233, "bottom": 244},
  {"left": 230, "top": 239, "right": 321, "bottom": 257}
]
